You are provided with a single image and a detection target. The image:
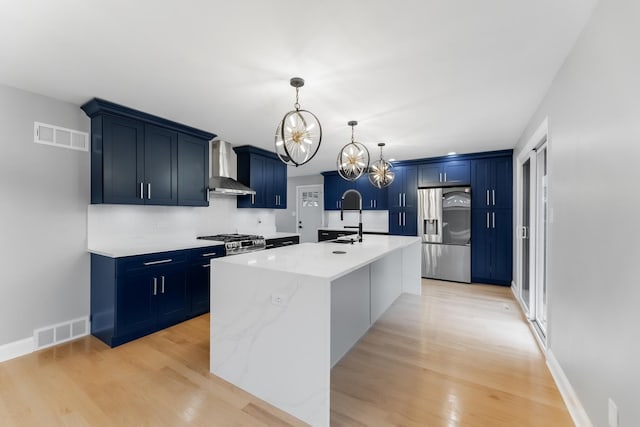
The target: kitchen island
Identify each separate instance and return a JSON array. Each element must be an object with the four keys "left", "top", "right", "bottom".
[{"left": 210, "top": 235, "right": 421, "bottom": 426}]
